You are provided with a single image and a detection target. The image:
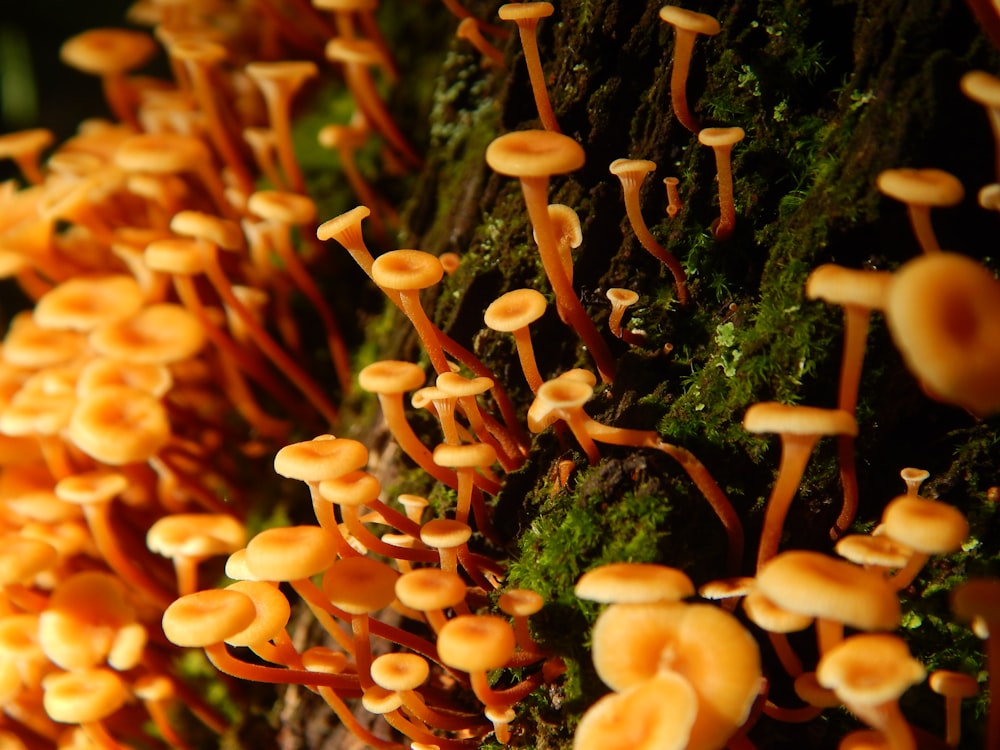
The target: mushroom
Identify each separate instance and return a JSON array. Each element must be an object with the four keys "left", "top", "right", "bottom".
[
  {"left": 698, "top": 127, "right": 745, "bottom": 240},
  {"left": 605, "top": 288, "right": 639, "bottom": 339},
  {"left": 950, "top": 577, "right": 1000, "bottom": 750},
  {"left": 456, "top": 17, "right": 505, "bottom": 67},
  {"left": 664, "top": 176, "right": 683, "bottom": 217},
  {"left": 484, "top": 288, "right": 548, "bottom": 393},
  {"left": 609, "top": 159, "right": 688, "bottom": 304},
  {"left": 876, "top": 168, "right": 964, "bottom": 255},
  {"left": 589, "top": 600, "right": 761, "bottom": 750},
  {"left": 658, "top": 6, "right": 721, "bottom": 133},
  {"left": 244, "top": 61, "right": 318, "bottom": 194},
  {"left": 485, "top": 130, "right": 616, "bottom": 382},
  {"left": 743, "top": 402, "right": 857, "bottom": 570},
  {"left": 498, "top": 3, "right": 559, "bottom": 132},
  {"left": 146, "top": 512, "right": 246, "bottom": 595},
  {"left": 816, "top": 634, "right": 925, "bottom": 750},
  {"left": 805, "top": 263, "right": 892, "bottom": 536},
  {"left": 883, "top": 251, "right": 1000, "bottom": 417},
  {"left": 928, "top": 670, "right": 978, "bottom": 747},
  {"left": 0, "top": 129, "right": 55, "bottom": 185},
  {"left": 878, "top": 493, "right": 968, "bottom": 590}
]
